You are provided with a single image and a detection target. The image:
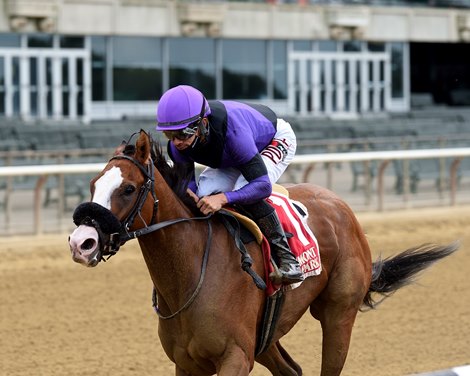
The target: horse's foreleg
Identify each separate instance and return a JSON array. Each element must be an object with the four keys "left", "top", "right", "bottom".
[
  {"left": 216, "top": 346, "right": 252, "bottom": 376},
  {"left": 256, "top": 341, "right": 302, "bottom": 376}
]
